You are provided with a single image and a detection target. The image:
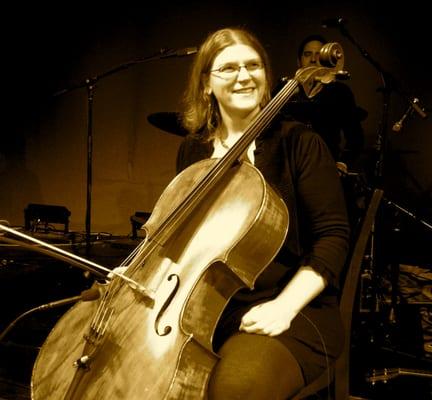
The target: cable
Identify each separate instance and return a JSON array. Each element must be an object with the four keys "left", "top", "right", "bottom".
[
  {"left": 0, "top": 288, "right": 100, "bottom": 342},
  {"left": 299, "top": 311, "right": 331, "bottom": 400}
]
